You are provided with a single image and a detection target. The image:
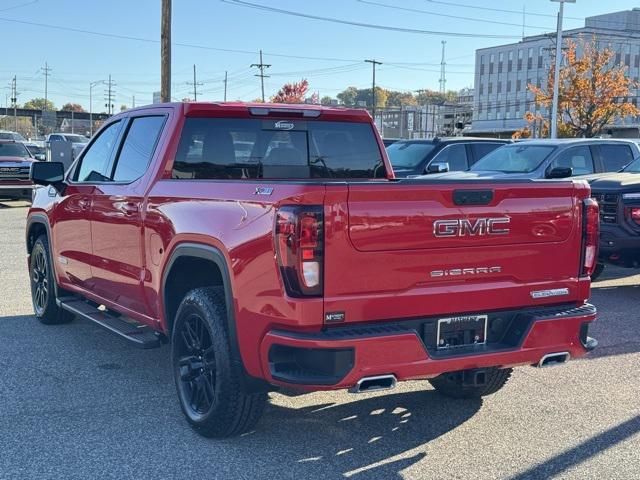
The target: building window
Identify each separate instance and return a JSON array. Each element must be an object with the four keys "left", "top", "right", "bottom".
[
  {"left": 478, "top": 102, "right": 483, "bottom": 114},
  {"left": 487, "top": 101, "right": 492, "bottom": 113},
  {"left": 635, "top": 54, "right": 639, "bottom": 68},
  {"left": 625, "top": 53, "right": 631, "bottom": 66},
  {"left": 538, "top": 46, "right": 544, "bottom": 69},
  {"left": 497, "top": 81, "right": 502, "bottom": 93},
  {"left": 489, "top": 53, "right": 494, "bottom": 74},
  {"left": 498, "top": 52, "right": 504, "bottom": 73},
  {"left": 507, "top": 80, "right": 511, "bottom": 93},
  {"left": 518, "top": 49, "right": 523, "bottom": 71},
  {"left": 508, "top": 51, "right": 513, "bottom": 72},
  {"left": 488, "top": 82, "right": 493, "bottom": 94},
  {"left": 615, "top": 52, "right": 621, "bottom": 65},
  {"left": 516, "top": 79, "right": 521, "bottom": 91},
  {"left": 526, "top": 78, "right": 532, "bottom": 91},
  {"left": 527, "top": 48, "right": 533, "bottom": 70},
  {"left": 480, "top": 54, "right": 485, "bottom": 75},
  {"left": 479, "top": 83, "right": 484, "bottom": 95}
]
